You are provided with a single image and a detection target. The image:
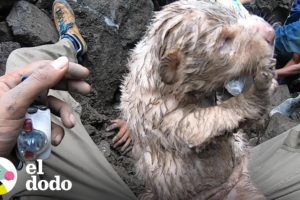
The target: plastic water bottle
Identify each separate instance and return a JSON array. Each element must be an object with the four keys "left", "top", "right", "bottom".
[
  {"left": 225, "top": 77, "right": 246, "bottom": 96},
  {"left": 17, "top": 106, "right": 51, "bottom": 161}
]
